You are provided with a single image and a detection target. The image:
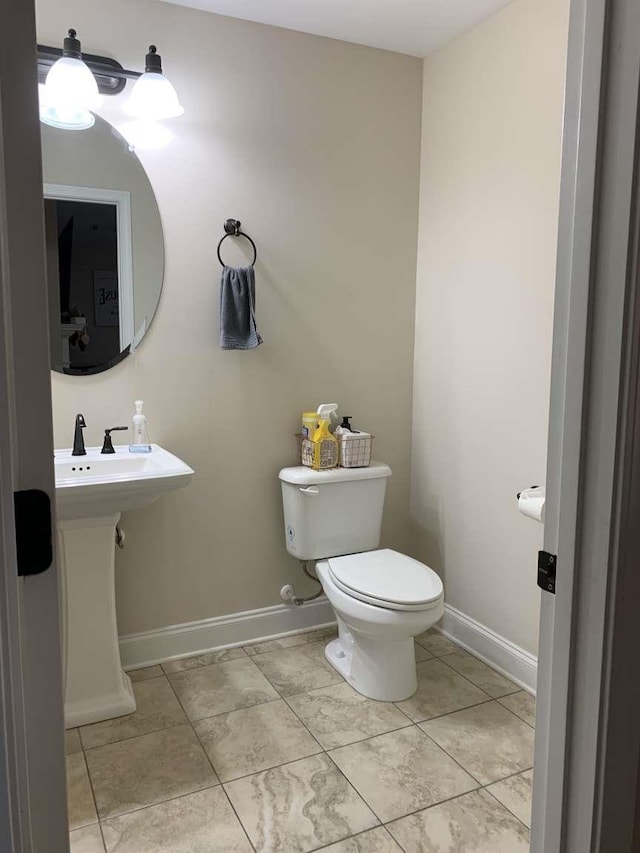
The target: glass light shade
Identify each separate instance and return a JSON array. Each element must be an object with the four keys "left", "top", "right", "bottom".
[
  {"left": 38, "top": 82, "right": 94, "bottom": 130},
  {"left": 118, "top": 120, "right": 172, "bottom": 151},
  {"left": 43, "top": 56, "right": 102, "bottom": 109},
  {"left": 126, "top": 72, "right": 184, "bottom": 121}
]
